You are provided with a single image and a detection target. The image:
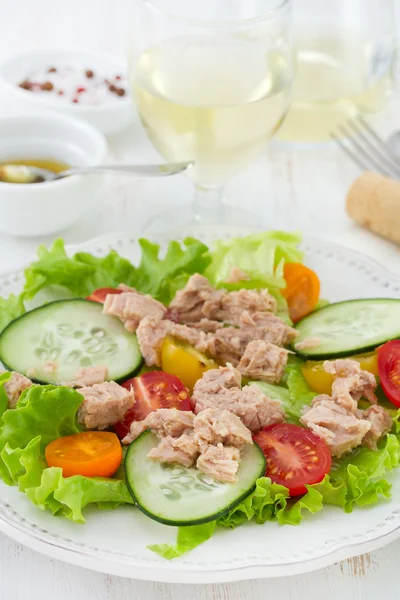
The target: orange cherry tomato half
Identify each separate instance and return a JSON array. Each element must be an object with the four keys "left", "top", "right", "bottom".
[
  {"left": 378, "top": 340, "right": 400, "bottom": 408},
  {"left": 114, "top": 371, "right": 192, "bottom": 439},
  {"left": 86, "top": 288, "right": 123, "bottom": 303},
  {"left": 282, "top": 263, "right": 321, "bottom": 323},
  {"left": 45, "top": 431, "right": 122, "bottom": 478},
  {"left": 253, "top": 423, "right": 331, "bottom": 496}
]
